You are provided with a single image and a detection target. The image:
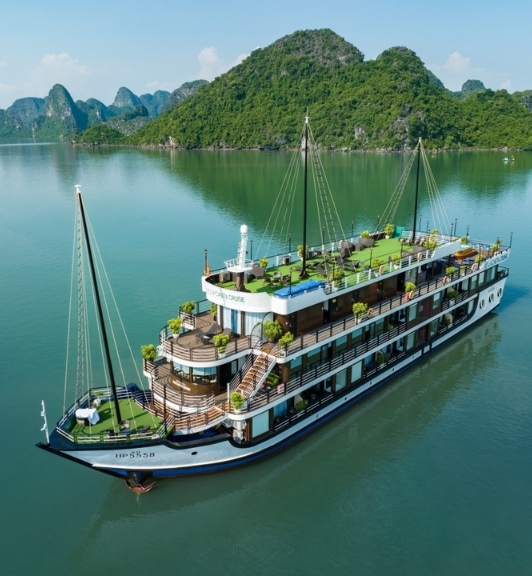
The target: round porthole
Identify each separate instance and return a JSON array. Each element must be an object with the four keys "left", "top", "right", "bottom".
[
  {"left": 497, "top": 288, "right": 503, "bottom": 298},
  {"left": 489, "top": 293, "right": 495, "bottom": 303},
  {"left": 480, "top": 299, "right": 486, "bottom": 309},
  {"left": 191, "top": 451, "right": 198, "bottom": 456}
]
